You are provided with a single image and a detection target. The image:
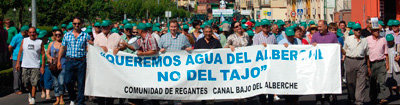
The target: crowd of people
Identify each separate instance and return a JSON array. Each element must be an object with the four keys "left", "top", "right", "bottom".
[{"left": 1, "top": 16, "right": 400, "bottom": 105}]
